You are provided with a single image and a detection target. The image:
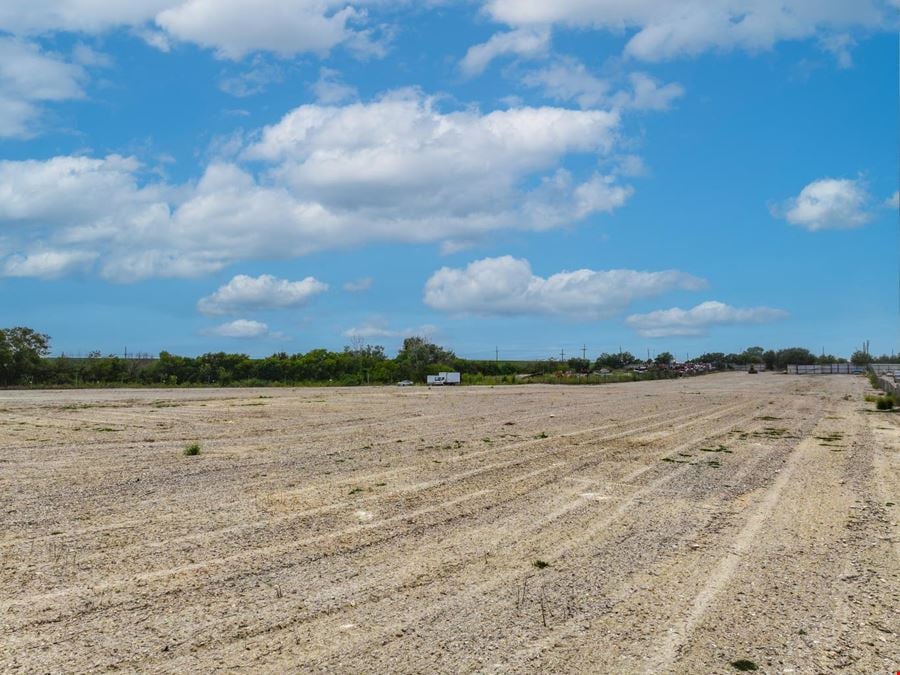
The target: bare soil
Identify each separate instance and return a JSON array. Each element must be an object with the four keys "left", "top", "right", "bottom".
[{"left": 0, "top": 373, "right": 897, "bottom": 673}]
